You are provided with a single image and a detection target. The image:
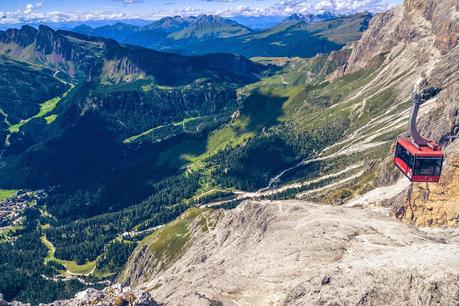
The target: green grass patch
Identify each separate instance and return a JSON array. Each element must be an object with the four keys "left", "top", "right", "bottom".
[
  {"left": 192, "top": 92, "right": 287, "bottom": 165},
  {"left": 154, "top": 91, "right": 287, "bottom": 172},
  {"left": 41, "top": 234, "right": 96, "bottom": 275},
  {"left": 141, "top": 207, "right": 210, "bottom": 272},
  {"left": 8, "top": 79, "right": 74, "bottom": 133},
  {"left": 9, "top": 96, "right": 60, "bottom": 132},
  {"left": 124, "top": 124, "right": 166, "bottom": 144},
  {"left": 44, "top": 114, "right": 57, "bottom": 124},
  {"left": 123, "top": 116, "right": 201, "bottom": 144},
  {"left": 153, "top": 126, "right": 252, "bottom": 172},
  {"left": 0, "top": 225, "right": 23, "bottom": 241},
  {"left": 0, "top": 189, "right": 17, "bottom": 201}
]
